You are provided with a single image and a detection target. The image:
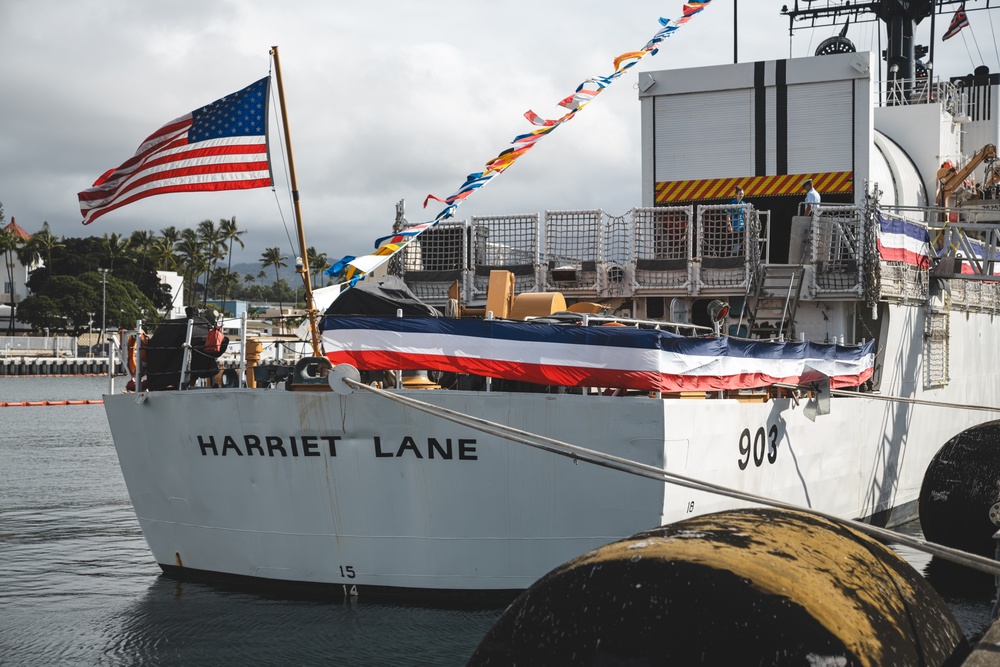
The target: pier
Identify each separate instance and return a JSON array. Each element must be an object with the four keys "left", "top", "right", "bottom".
[{"left": 966, "top": 622, "right": 1000, "bottom": 665}]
